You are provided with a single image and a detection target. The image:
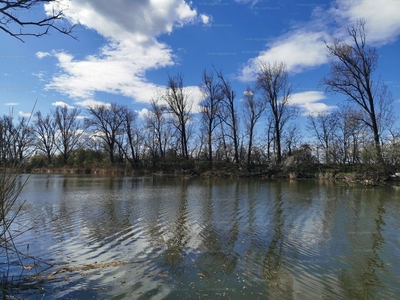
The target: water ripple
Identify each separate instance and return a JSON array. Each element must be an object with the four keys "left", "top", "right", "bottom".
[{"left": 5, "top": 176, "right": 400, "bottom": 299}]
